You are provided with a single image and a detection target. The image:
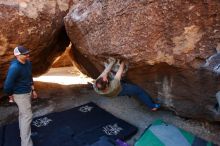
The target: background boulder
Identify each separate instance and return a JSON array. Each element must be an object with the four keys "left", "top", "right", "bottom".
[{"left": 0, "top": 0, "right": 73, "bottom": 87}]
